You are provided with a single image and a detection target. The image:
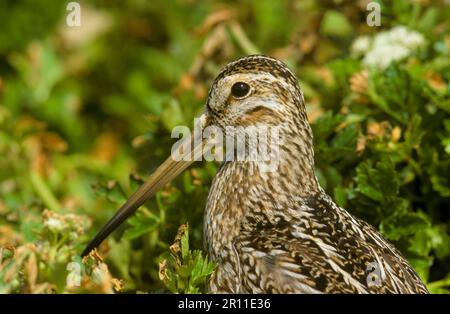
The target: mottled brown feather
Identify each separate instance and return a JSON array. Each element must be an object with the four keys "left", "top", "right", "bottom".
[{"left": 203, "top": 55, "right": 428, "bottom": 294}]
